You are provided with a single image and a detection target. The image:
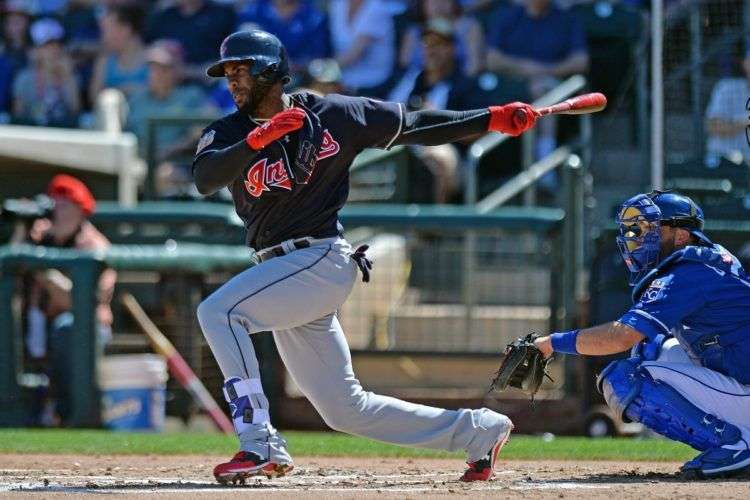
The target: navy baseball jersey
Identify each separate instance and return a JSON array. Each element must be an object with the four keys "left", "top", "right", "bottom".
[
  {"left": 193, "top": 92, "right": 403, "bottom": 249},
  {"left": 618, "top": 244, "right": 750, "bottom": 383}
]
